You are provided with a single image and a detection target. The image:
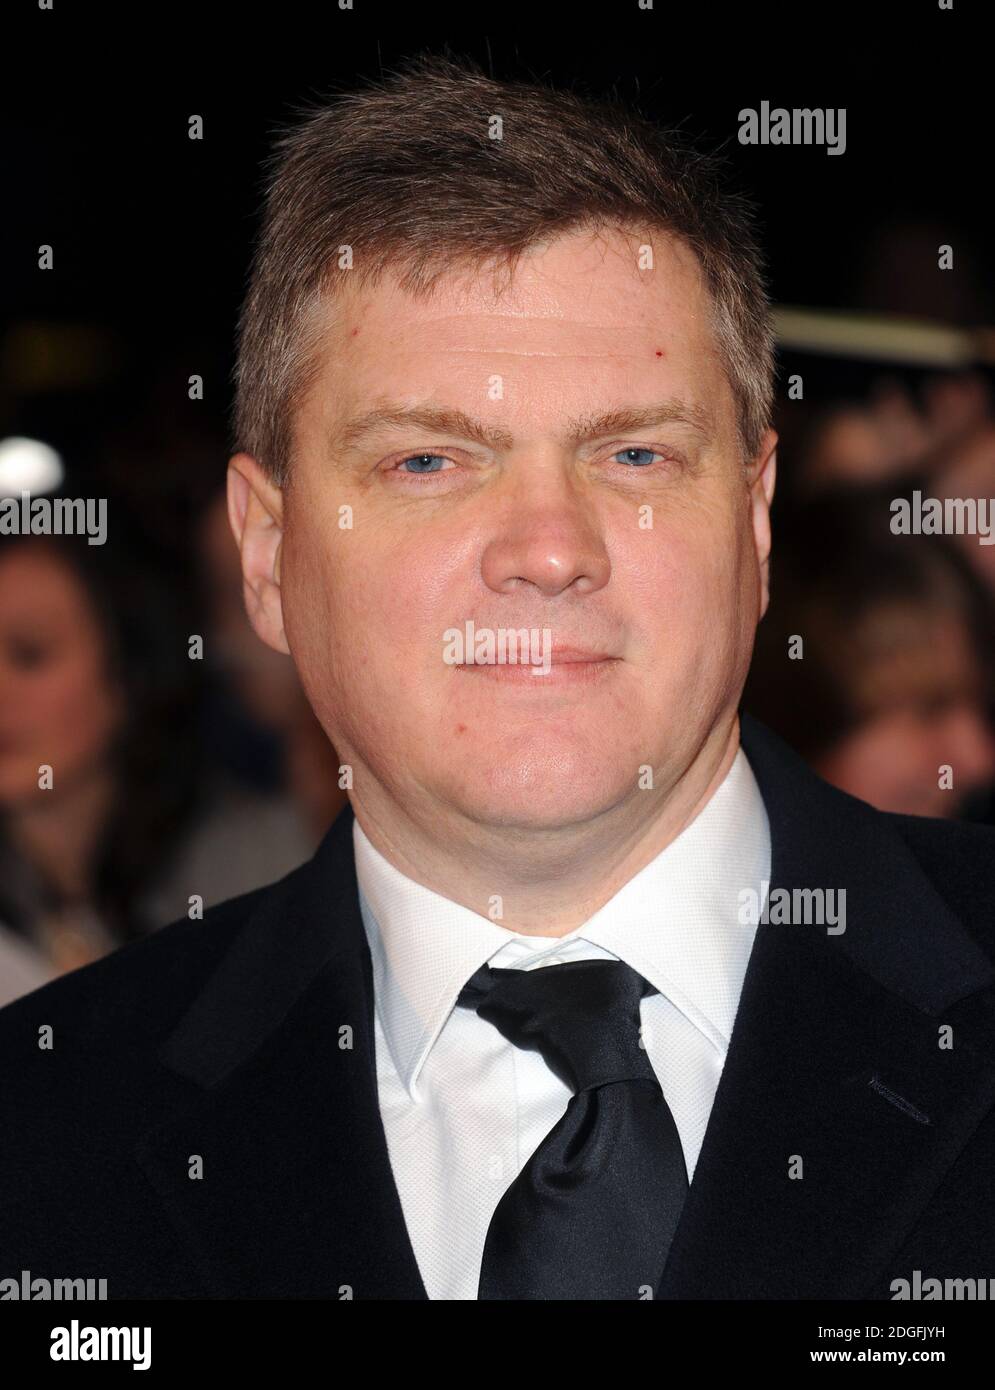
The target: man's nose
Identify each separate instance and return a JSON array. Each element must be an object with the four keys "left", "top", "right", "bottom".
[{"left": 479, "top": 466, "right": 611, "bottom": 598}]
